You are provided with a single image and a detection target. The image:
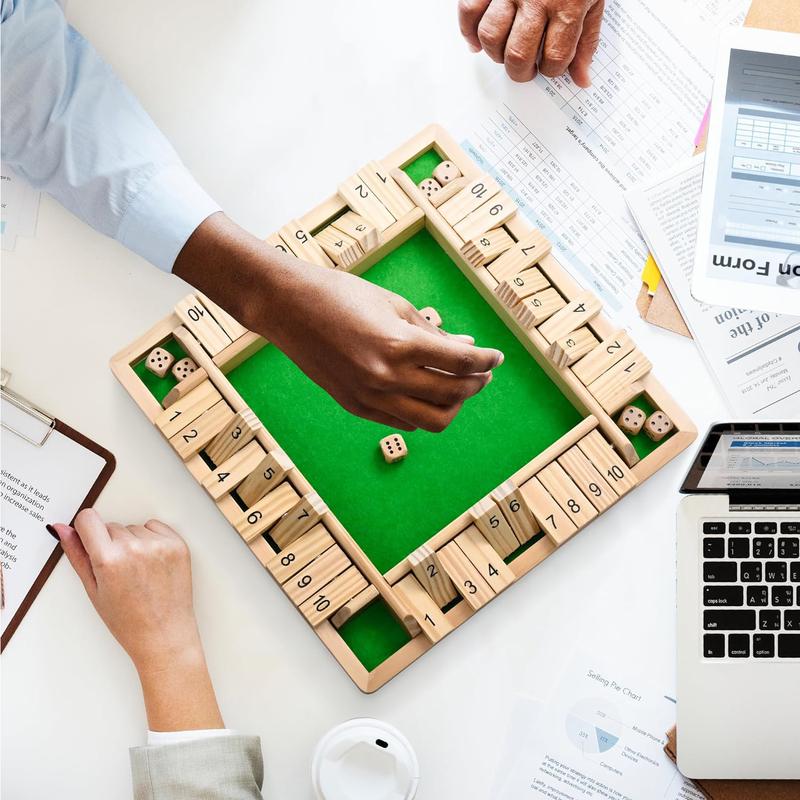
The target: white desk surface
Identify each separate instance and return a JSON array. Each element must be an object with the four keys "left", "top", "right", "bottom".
[{"left": 0, "top": 1, "right": 727, "bottom": 797}]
